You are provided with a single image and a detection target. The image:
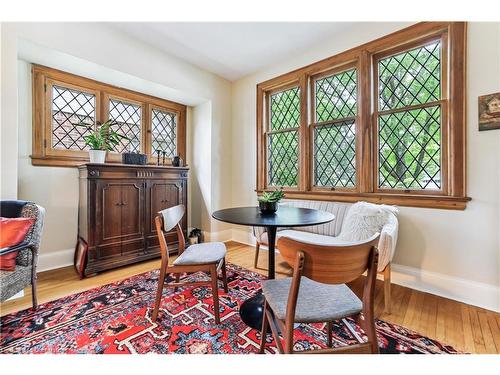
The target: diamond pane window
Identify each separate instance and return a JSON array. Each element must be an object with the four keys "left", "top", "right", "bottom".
[
  {"left": 379, "top": 105, "right": 441, "bottom": 189},
  {"left": 109, "top": 99, "right": 142, "bottom": 153},
  {"left": 314, "top": 120, "right": 356, "bottom": 187},
  {"left": 316, "top": 69, "right": 357, "bottom": 122},
  {"left": 151, "top": 109, "right": 177, "bottom": 157},
  {"left": 268, "top": 131, "right": 299, "bottom": 187},
  {"left": 51, "top": 85, "right": 95, "bottom": 150},
  {"left": 379, "top": 41, "right": 441, "bottom": 111},
  {"left": 269, "top": 87, "right": 300, "bottom": 131}
]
